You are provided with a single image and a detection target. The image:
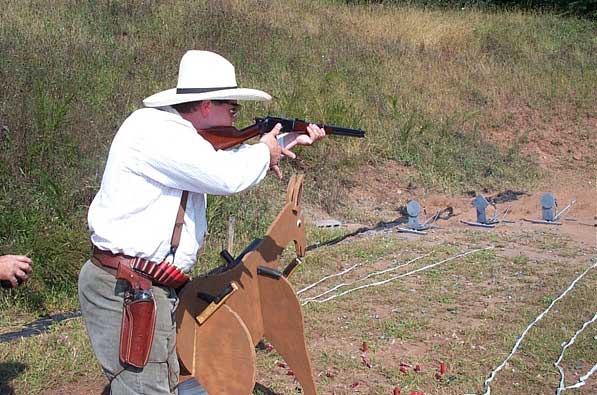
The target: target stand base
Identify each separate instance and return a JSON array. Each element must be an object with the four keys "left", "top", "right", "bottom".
[
  {"left": 397, "top": 226, "right": 428, "bottom": 235},
  {"left": 522, "top": 218, "right": 562, "bottom": 226},
  {"left": 460, "top": 219, "right": 497, "bottom": 228}
]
